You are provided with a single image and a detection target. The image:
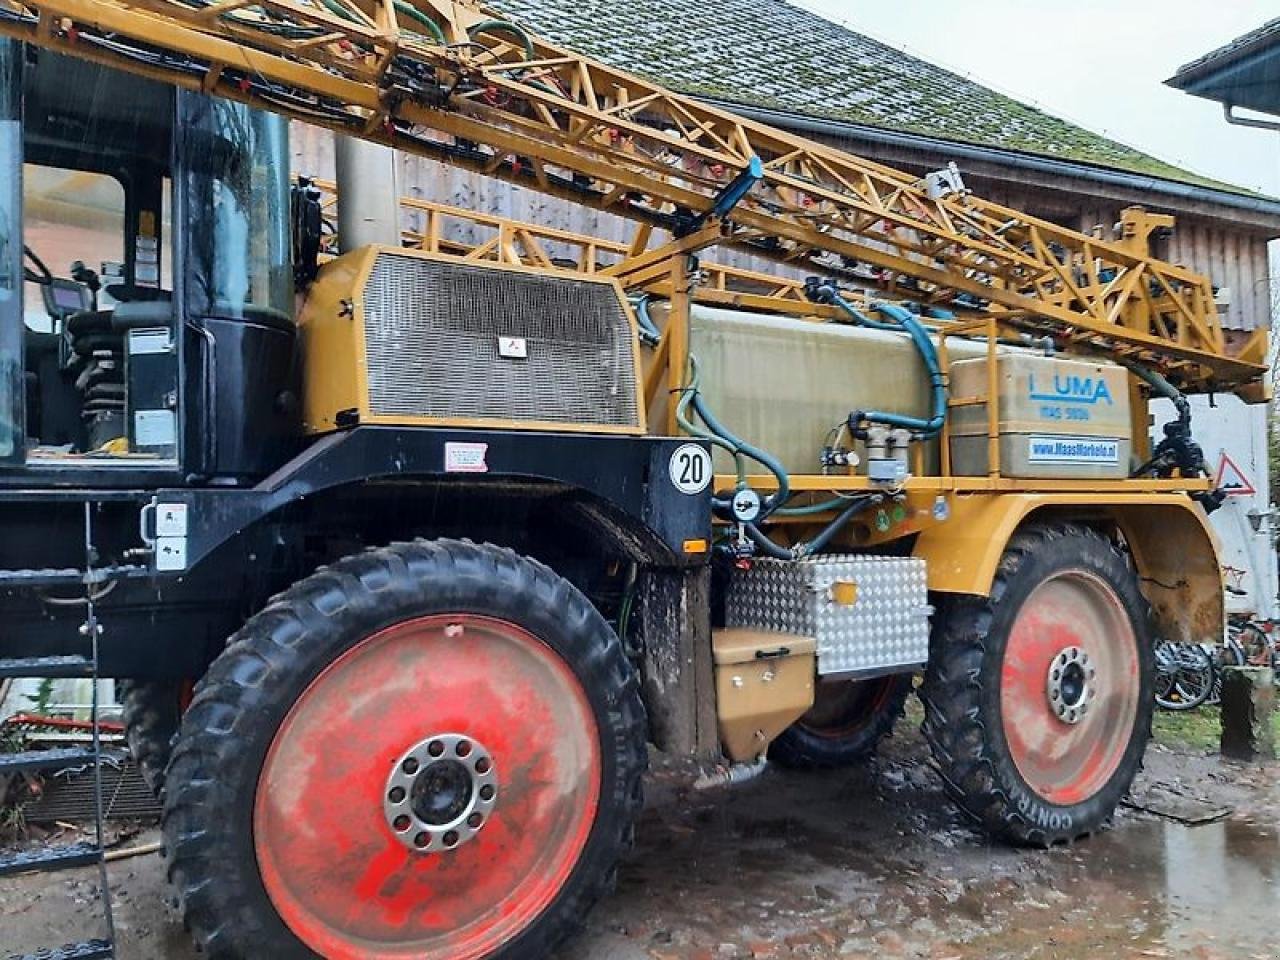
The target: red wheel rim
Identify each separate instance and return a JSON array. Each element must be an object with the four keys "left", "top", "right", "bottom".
[
  {"left": 1000, "top": 571, "right": 1140, "bottom": 806},
  {"left": 253, "top": 614, "right": 602, "bottom": 960}
]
